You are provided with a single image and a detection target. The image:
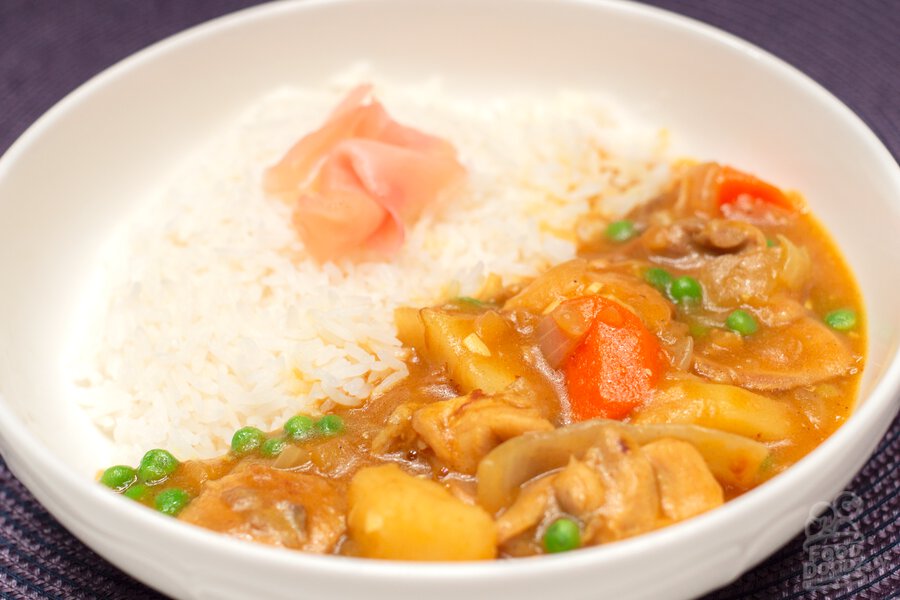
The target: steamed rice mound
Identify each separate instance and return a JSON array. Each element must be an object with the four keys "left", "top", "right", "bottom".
[{"left": 73, "top": 74, "right": 669, "bottom": 463}]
